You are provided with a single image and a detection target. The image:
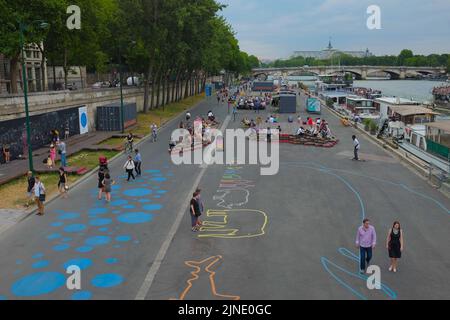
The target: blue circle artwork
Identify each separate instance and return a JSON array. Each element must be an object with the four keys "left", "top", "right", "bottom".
[
  {"left": 157, "top": 190, "right": 167, "bottom": 194},
  {"left": 154, "top": 196, "right": 161, "bottom": 199},
  {"left": 81, "top": 113, "right": 88, "bottom": 127},
  {"left": 115, "top": 235, "right": 132, "bottom": 242},
  {"left": 112, "top": 185, "right": 121, "bottom": 190},
  {"left": 58, "top": 212, "right": 80, "bottom": 220},
  {"left": 53, "top": 244, "right": 70, "bottom": 252},
  {"left": 63, "top": 258, "right": 93, "bottom": 271},
  {"left": 91, "top": 274, "right": 123, "bottom": 288},
  {"left": 145, "top": 170, "right": 160, "bottom": 173},
  {"left": 142, "top": 204, "right": 163, "bottom": 211},
  {"left": 85, "top": 236, "right": 110, "bottom": 247},
  {"left": 32, "top": 260, "right": 50, "bottom": 269},
  {"left": 89, "top": 218, "right": 112, "bottom": 227},
  {"left": 98, "top": 227, "right": 109, "bottom": 232},
  {"left": 123, "top": 189, "right": 152, "bottom": 197},
  {"left": 51, "top": 221, "right": 64, "bottom": 227},
  {"left": 105, "top": 258, "right": 118, "bottom": 265},
  {"left": 32, "top": 253, "right": 44, "bottom": 259},
  {"left": 110, "top": 200, "right": 128, "bottom": 207},
  {"left": 64, "top": 224, "right": 86, "bottom": 233},
  {"left": 151, "top": 177, "right": 167, "bottom": 182},
  {"left": 11, "top": 272, "right": 66, "bottom": 297},
  {"left": 46, "top": 233, "right": 62, "bottom": 240},
  {"left": 71, "top": 291, "right": 92, "bottom": 300},
  {"left": 122, "top": 205, "right": 135, "bottom": 209},
  {"left": 117, "top": 212, "right": 153, "bottom": 224},
  {"left": 138, "top": 199, "right": 151, "bottom": 203},
  {"left": 76, "top": 246, "right": 94, "bottom": 253},
  {"left": 88, "top": 208, "right": 108, "bottom": 215}
]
